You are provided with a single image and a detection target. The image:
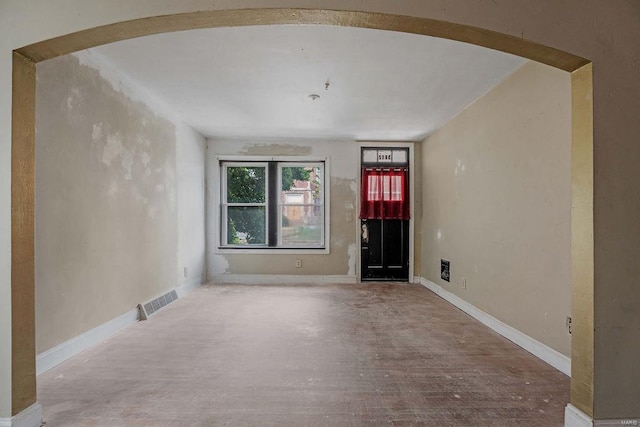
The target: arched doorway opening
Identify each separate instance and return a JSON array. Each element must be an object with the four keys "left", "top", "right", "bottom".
[{"left": 10, "top": 8, "right": 593, "bottom": 423}]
